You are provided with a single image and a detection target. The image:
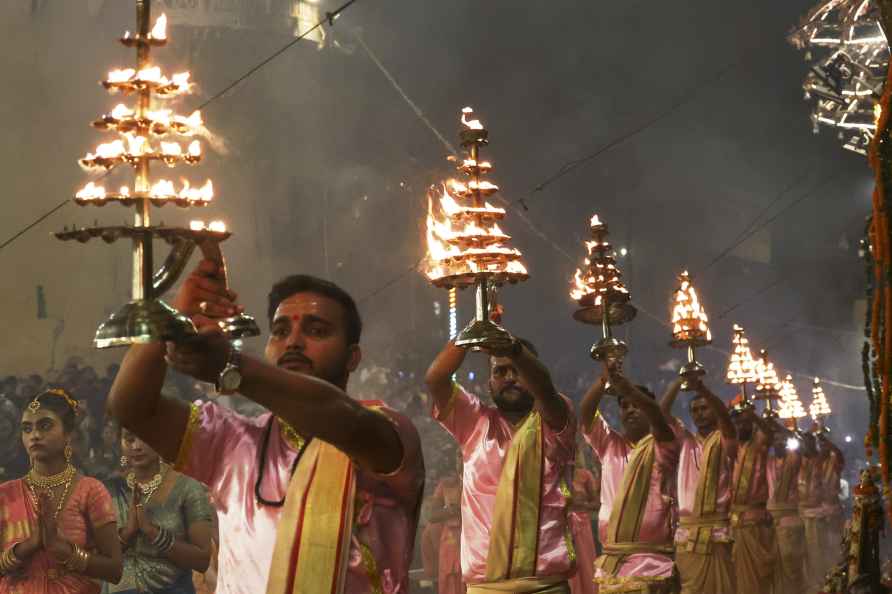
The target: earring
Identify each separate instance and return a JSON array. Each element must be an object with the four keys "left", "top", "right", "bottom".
[
  {"left": 120, "top": 455, "right": 128, "bottom": 468},
  {"left": 64, "top": 443, "right": 73, "bottom": 464}
]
